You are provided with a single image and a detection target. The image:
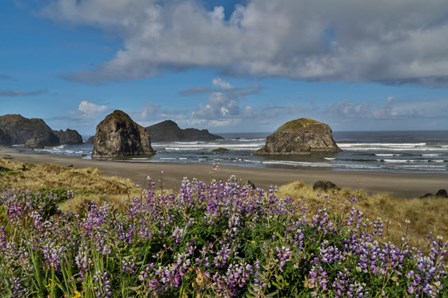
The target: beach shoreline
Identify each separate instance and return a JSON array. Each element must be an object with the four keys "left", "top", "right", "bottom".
[{"left": 1, "top": 146, "right": 446, "bottom": 198}]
